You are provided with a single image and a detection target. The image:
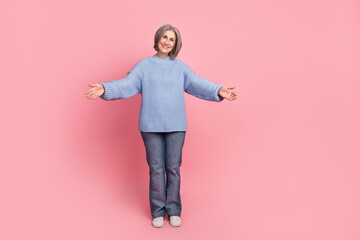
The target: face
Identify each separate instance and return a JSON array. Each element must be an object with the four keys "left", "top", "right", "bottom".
[{"left": 158, "top": 30, "right": 176, "bottom": 55}]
